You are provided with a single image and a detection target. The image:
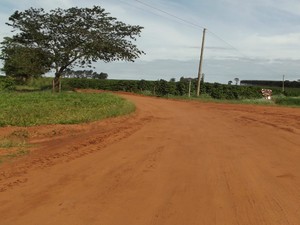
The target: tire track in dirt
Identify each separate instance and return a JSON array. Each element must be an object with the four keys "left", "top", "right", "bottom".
[{"left": 0, "top": 110, "right": 154, "bottom": 192}]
